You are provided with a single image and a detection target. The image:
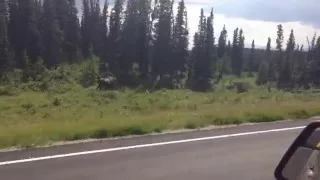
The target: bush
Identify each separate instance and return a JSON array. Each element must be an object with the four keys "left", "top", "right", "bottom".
[
  {"left": 185, "top": 121, "right": 197, "bottom": 129},
  {"left": 52, "top": 97, "right": 61, "bottom": 106},
  {"left": 80, "top": 57, "right": 99, "bottom": 88},
  {"left": 0, "top": 86, "right": 19, "bottom": 96},
  {"left": 235, "top": 82, "right": 252, "bottom": 93},
  {"left": 1, "top": 69, "right": 24, "bottom": 84},
  {"left": 190, "top": 77, "right": 213, "bottom": 92},
  {"left": 158, "top": 74, "right": 174, "bottom": 89},
  {"left": 225, "top": 81, "right": 252, "bottom": 93},
  {"left": 256, "top": 61, "right": 268, "bottom": 85},
  {"left": 22, "top": 58, "right": 46, "bottom": 82},
  {"left": 101, "top": 91, "right": 119, "bottom": 100}
]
